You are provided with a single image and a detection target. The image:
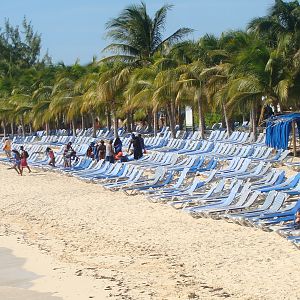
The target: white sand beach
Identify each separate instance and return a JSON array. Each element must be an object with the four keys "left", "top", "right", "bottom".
[
  {"left": 0, "top": 245, "right": 62, "bottom": 300},
  {"left": 0, "top": 163, "right": 300, "bottom": 300}
]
